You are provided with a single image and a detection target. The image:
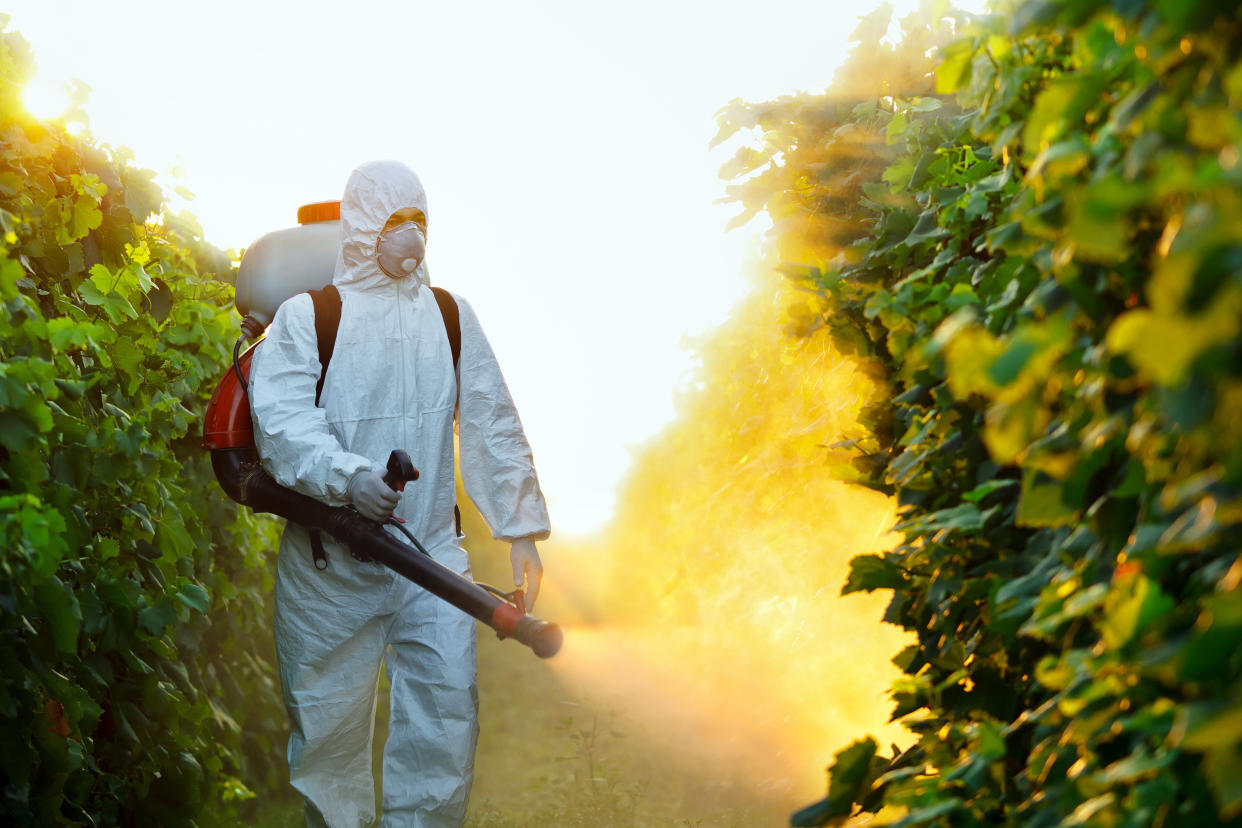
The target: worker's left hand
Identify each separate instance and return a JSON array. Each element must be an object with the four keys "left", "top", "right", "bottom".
[{"left": 510, "top": 537, "right": 543, "bottom": 611}]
